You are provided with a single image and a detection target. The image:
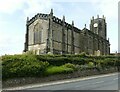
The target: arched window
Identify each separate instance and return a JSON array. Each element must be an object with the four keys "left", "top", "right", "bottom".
[{"left": 33, "top": 23, "right": 42, "bottom": 44}]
